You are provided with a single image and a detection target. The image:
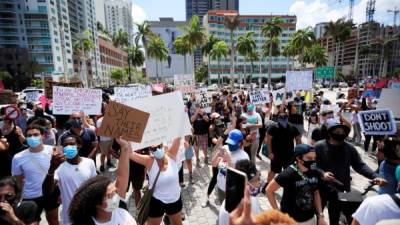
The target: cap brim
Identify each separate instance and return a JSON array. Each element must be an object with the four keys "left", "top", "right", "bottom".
[
  {"left": 328, "top": 124, "right": 351, "bottom": 135},
  {"left": 225, "top": 138, "right": 238, "bottom": 145}
]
